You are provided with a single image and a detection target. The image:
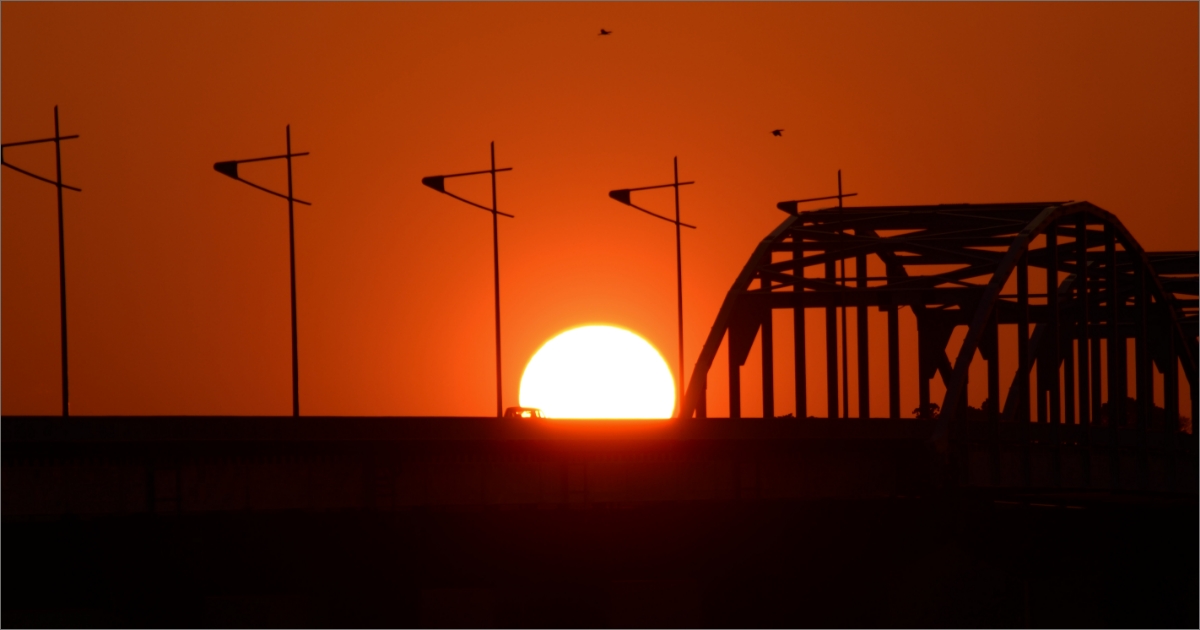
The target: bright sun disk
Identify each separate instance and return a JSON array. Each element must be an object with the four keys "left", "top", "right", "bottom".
[{"left": 519, "top": 325, "right": 675, "bottom": 419}]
